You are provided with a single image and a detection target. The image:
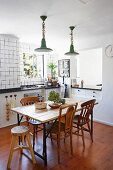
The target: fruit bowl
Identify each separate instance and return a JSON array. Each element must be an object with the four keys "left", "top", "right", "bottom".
[{"left": 49, "top": 103, "right": 62, "bottom": 109}]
